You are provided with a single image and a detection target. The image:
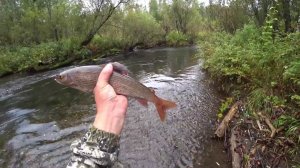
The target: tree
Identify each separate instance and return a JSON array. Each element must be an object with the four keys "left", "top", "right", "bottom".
[
  {"left": 171, "top": 0, "right": 190, "bottom": 34},
  {"left": 80, "top": 0, "right": 127, "bottom": 46},
  {"left": 159, "top": 1, "right": 172, "bottom": 38},
  {"left": 280, "top": 0, "right": 292, "bottom": 32},
  {"left": 149, "top": 0, "right": 160, "bottom": 20},
  {"left": 45, "top": 0, "right": 59, "bottom": 41},
  {"left": 122, "top": 10, "right": 163, "bottom": 50}
]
